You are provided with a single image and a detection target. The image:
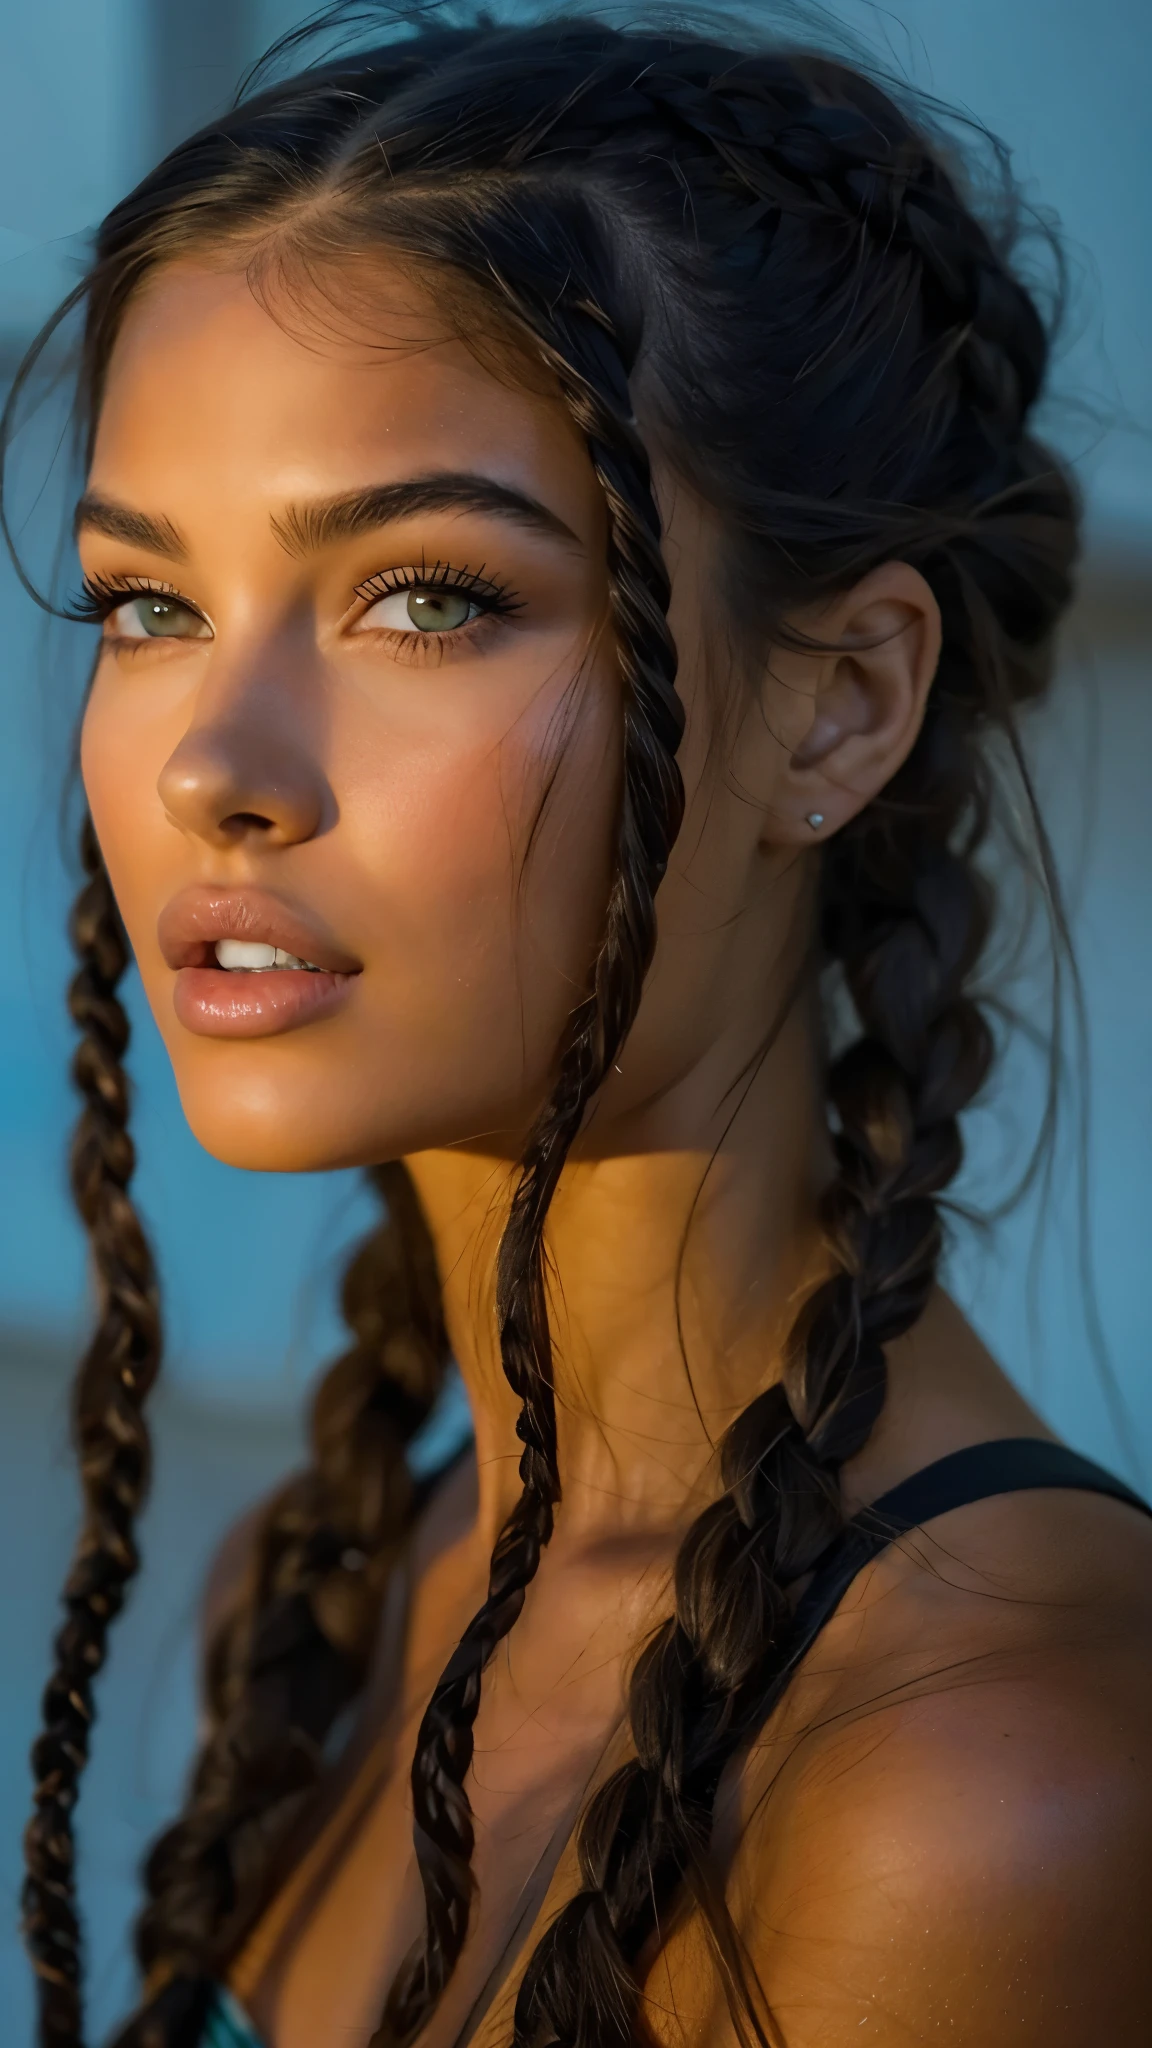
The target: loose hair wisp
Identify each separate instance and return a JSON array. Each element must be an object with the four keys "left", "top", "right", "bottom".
[{"left": 7, "top": 12, "right": 1078, "bottom": 2047}]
